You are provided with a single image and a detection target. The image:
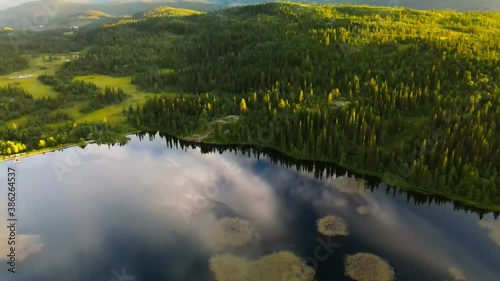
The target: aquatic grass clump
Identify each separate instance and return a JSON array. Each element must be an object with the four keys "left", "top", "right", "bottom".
[
  {"left": 331, "top": 176, "right": 367, "bottom": 194},
  {"left": 211, "top": 217, "right": 258, "bottom": 248},
  {"left": 344, "top": 253, "right": 395, "bottom": 281},
  {"left": 317, "top": 215, "right": 349, "bottom": 236},
  {"left": 209, "top": 251, "right": 315, "bottom": 281},
  {"left": 209, "top": 254, "right": 249, "bottom": 281},
  {"left": 252, "top": 251, "right": 316, "bottom": 281}
]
